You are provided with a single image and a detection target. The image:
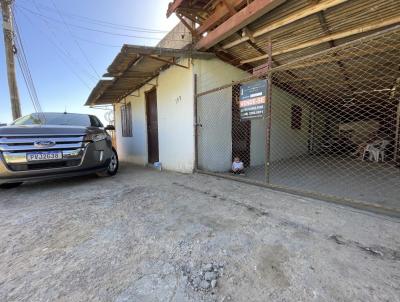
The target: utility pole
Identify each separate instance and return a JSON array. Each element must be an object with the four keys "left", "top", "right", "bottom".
[{"left": 1, "top": 0, "right": 21, "bottom": 120}]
